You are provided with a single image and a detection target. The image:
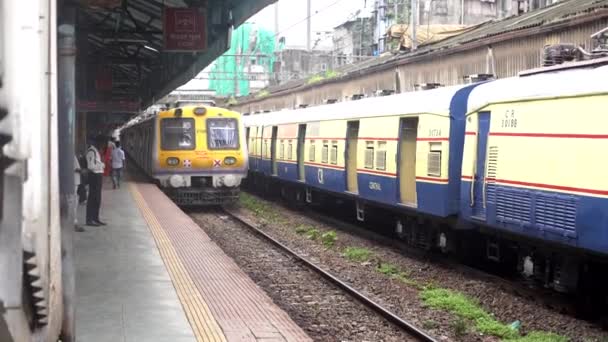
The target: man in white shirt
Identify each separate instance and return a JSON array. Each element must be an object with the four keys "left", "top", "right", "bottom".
[
  {"left": 86, "top": 136, "right": 107, "bottom": 226},
  {"left": 74, "top": 155, "right": 85, "bottom": 232},
  {"left": 111, "top": 141, "right": 125, "bottom": 189}
]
